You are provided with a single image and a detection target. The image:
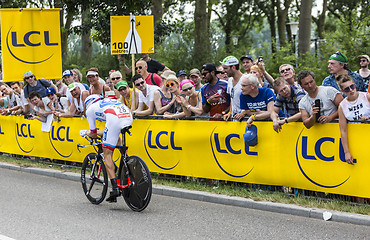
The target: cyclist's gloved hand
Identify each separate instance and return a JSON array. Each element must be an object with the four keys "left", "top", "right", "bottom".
[{"left": 80, "top": 130, "right": 87, "bottom": 137}]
